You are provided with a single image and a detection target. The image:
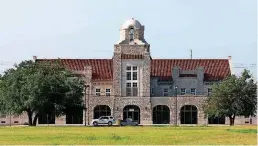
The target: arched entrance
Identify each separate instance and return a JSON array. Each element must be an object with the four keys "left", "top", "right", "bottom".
[
  {"left": 66, "top": 106, "right": 83, "bottom": 124},
  {"left": 93, "top": 105, "right": 111, "bottom": 119},
  {"left": 153, "top": 105, "right": 170, "bottom": 124},
  {"left": 180, "top": 105, "right": 198, "bottom": 124},
  {"left": 208, "top": 116, "right": 225, "bottom": 124},
  {"left": 123, "top": 105, "right": 140, "bottom": 124}
]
